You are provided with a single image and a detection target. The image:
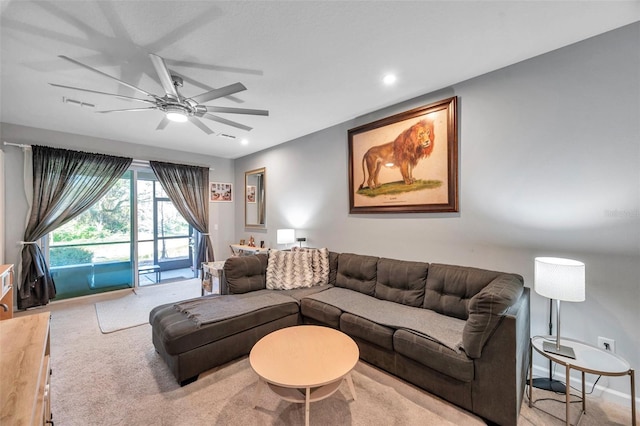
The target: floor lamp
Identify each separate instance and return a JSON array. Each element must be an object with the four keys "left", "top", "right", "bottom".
[{"left": 532, "top": 257, "right": 586, "bottom": 393}]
